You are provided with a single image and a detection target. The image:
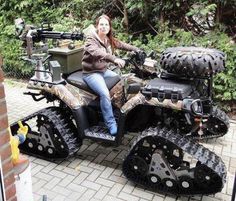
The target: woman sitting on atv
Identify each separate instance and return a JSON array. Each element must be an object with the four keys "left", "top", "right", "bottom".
[{"left": 82, "top": 14, "right": 140, "bottom": 136}]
